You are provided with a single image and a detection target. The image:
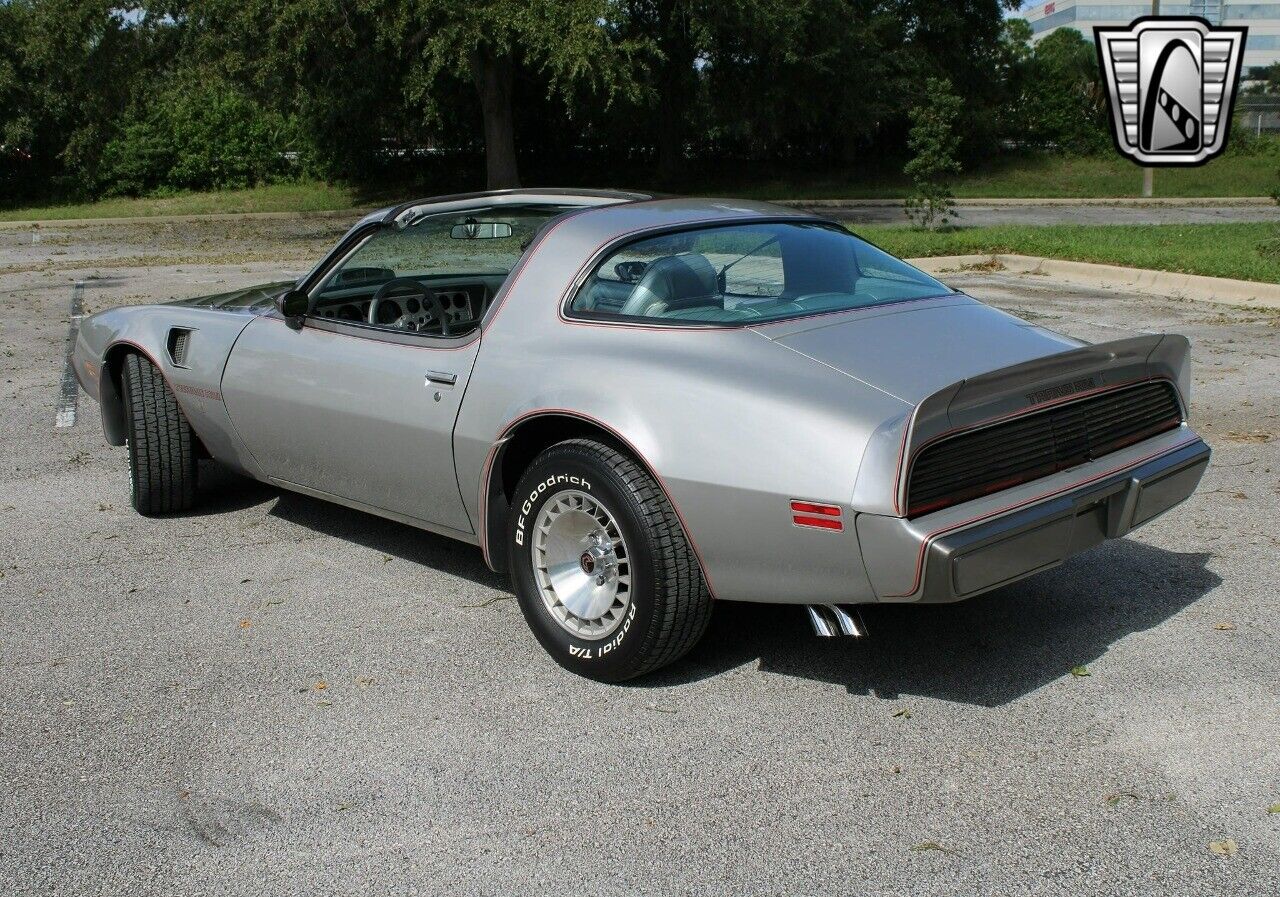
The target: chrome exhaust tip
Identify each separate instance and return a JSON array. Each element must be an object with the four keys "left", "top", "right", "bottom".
[{"left": 805, "top": 604, "right": 867, "bottom": 638}]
